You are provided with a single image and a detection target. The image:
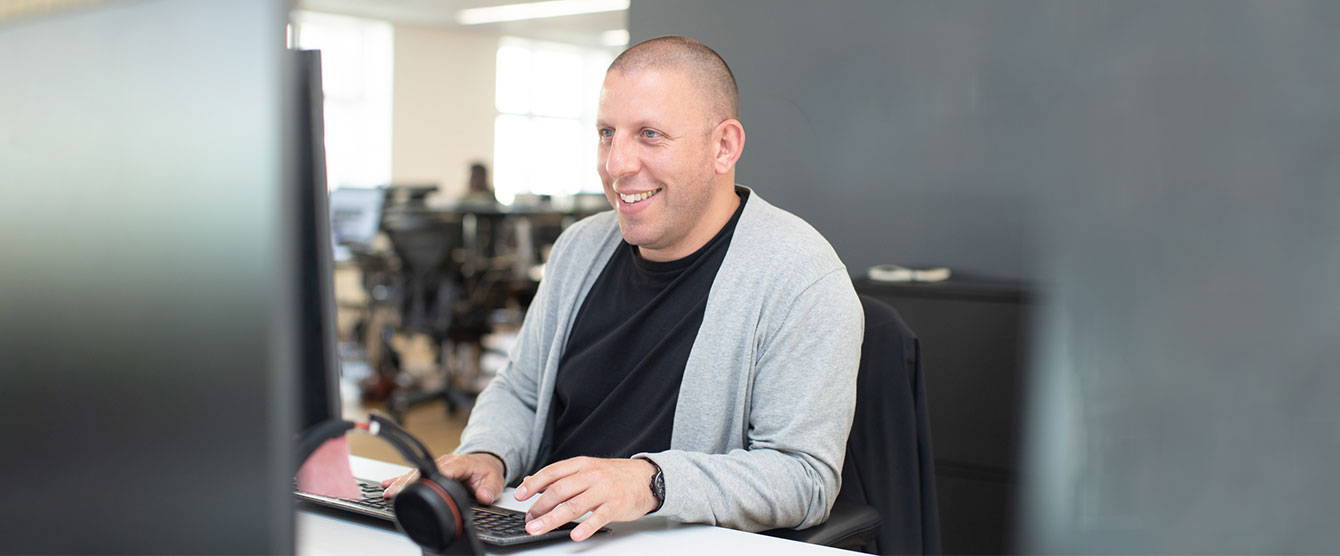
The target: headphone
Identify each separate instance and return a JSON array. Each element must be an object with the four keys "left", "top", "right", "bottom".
[{"left": 296, "top": 414, "right": 484, "bottom": 556}]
